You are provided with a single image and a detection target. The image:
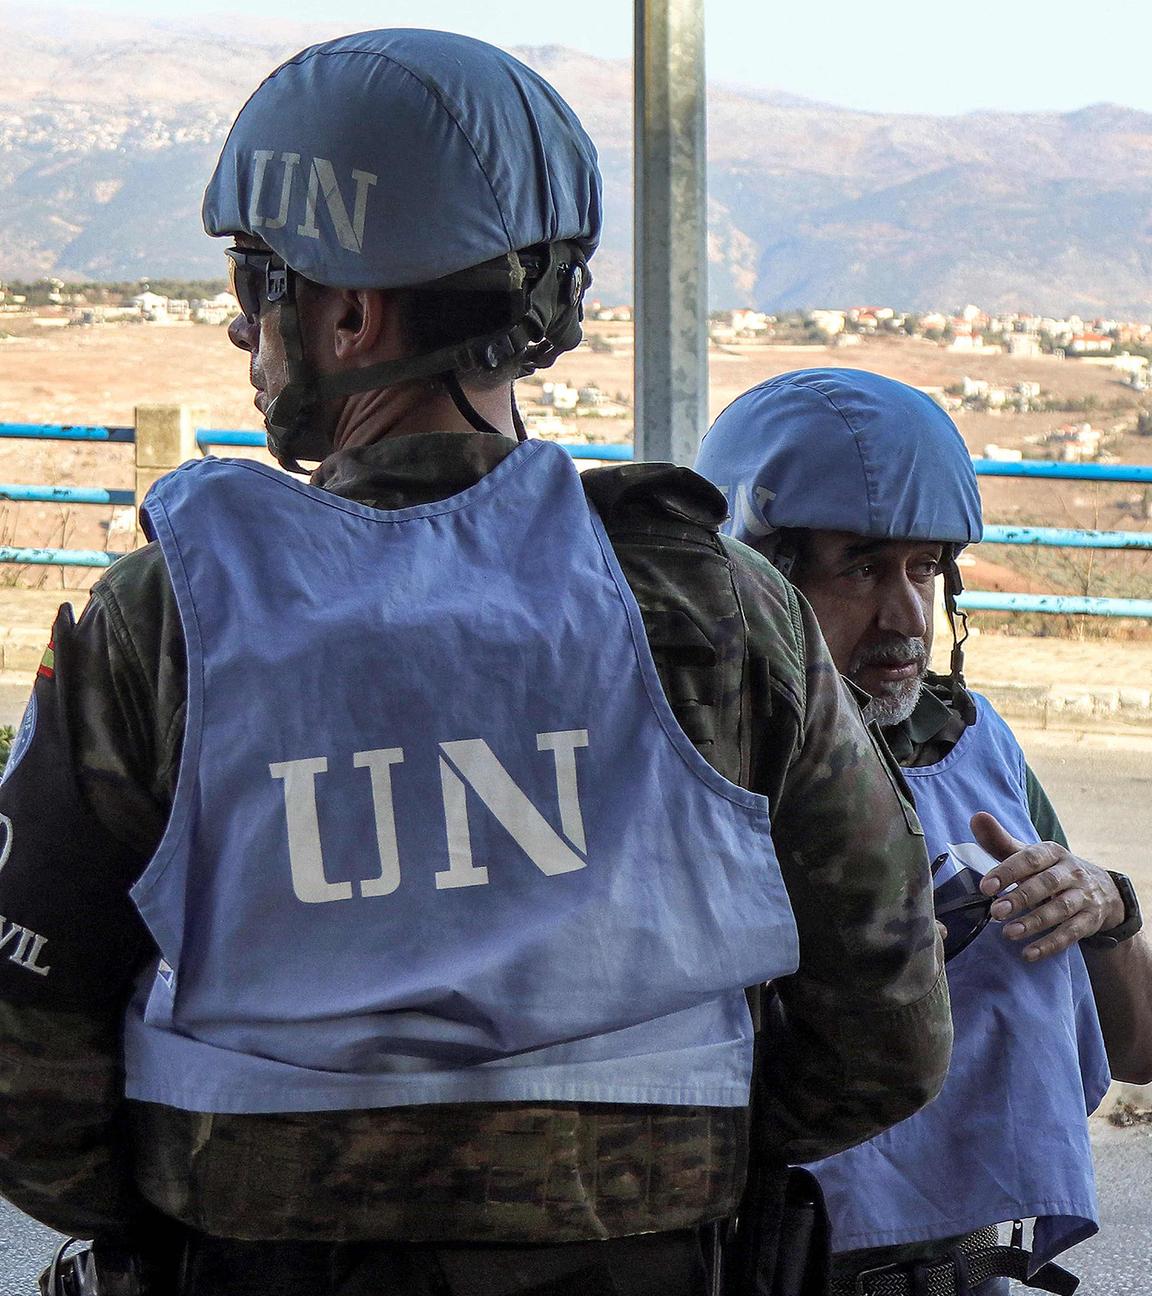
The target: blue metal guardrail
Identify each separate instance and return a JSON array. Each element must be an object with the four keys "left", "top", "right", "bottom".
[
  {"left": 0, "top": 422, "right": 134, "bottom": 443},
  {"left": 957, "top": 591, "right": 1152, "bottom": 618},
  {"left": 0, "top": 423, "right": 138, "bottom": 566},
  {"left": 0, "top": 545, "right": 126, "bottom": 567},
  {"left": 0, "top": 485, "right": 135, "bottom": 506},
  {"left": 1, "top": 422, "right": 1149, "bottom": 614}
]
